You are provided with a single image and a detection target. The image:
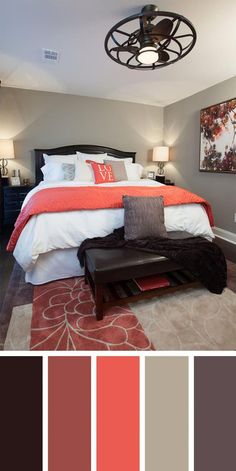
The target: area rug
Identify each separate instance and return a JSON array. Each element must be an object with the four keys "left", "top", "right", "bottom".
[
  {"left": 0, "top": 263, "right": 33, "bottom": 350},
  {"left": 1, "top": 264, "right": 152, "bottom": 351},
  {"left": 30, "top": 277, "right": 152, "bottom": 350},
  {"left": 130, "top": 287, "right": 236, "bottom": 350},
  {"left": 4, "top": 304, "right": 32, "bottom": 350},
  {"left": 2, "top": 261, "right": 236, "bottom": 351}
]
